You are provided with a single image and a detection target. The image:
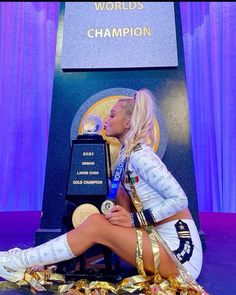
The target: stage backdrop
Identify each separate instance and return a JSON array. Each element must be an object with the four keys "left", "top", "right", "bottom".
[
  {"left": 35, "top": 2, "right": 203, "bottom": 244},
  {"left": 0, "top": 2, "right": 235, "bottom": 213}
]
